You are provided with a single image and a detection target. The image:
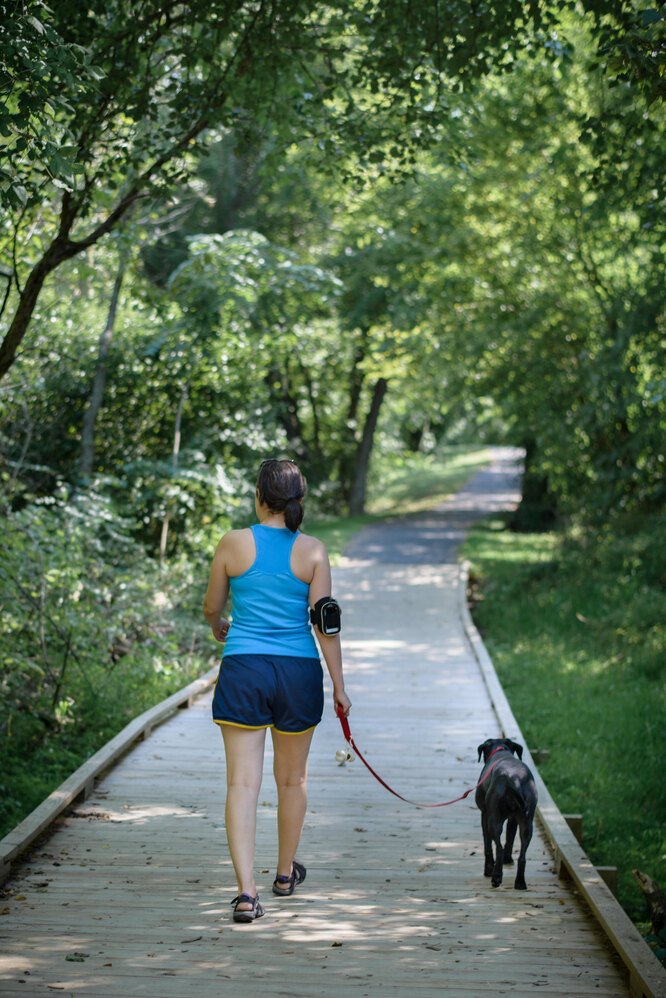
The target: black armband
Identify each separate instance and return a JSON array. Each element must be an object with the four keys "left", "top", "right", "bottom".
[{"left": 310, "top": 596, "right": 341, "bottom": 635}]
